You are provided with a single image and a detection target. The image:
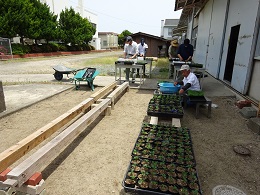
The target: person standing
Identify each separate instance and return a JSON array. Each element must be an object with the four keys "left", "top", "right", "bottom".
[
  {"left": 168, "top": 39, "right": 179, "bottom": 59},
  {"left": 177, "top": 38, "right": 194, "bottom": 62},
  {"left": 168, "top": 39, "right": 179, "bottom": 78},
  {"left": 137, "top": 38, "right": 148, "bottom": 57},
  {"left": 137, "top": 38, "right": 148, "bottom": 76},
  {"left": 124, "top": 36, "right": 139, "bottom": 83}
]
